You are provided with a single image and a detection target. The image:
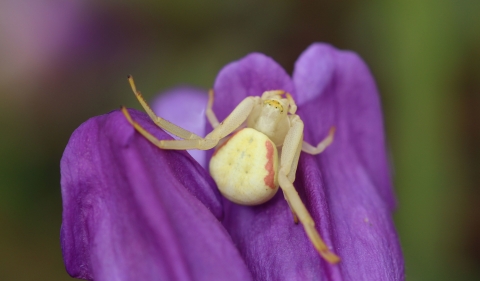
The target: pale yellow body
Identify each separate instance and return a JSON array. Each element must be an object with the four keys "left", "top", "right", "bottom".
[
  {"left": 210, "top": 128, "right": 279, "bottom": 205},
  {"left": 122, "top": 76, "right": 340, "bottom": 264}
]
